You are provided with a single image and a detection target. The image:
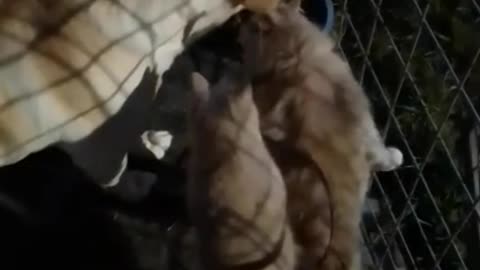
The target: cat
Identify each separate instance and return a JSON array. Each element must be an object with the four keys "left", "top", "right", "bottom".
[
  {"left": 236, "top": 3, "right": 404, "bottom": 269},
  {"left": 265, "top": 138, "right": 333, "bottom": 270},
  {"left": 186, "top": 61, "right": 297, "bottom": 270}
]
